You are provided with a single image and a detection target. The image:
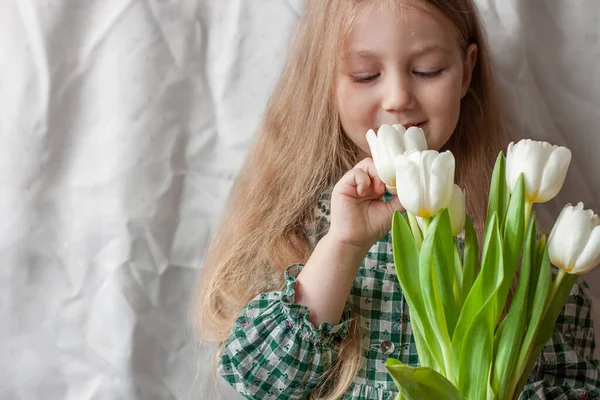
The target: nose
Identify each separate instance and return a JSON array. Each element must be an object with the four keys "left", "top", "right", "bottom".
[{"left": 382, "top": 77, "right": 415, "bottom": 113}]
